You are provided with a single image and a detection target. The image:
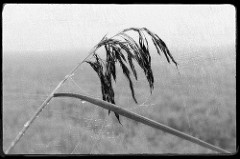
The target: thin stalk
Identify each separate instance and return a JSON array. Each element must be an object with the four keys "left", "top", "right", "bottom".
[
  {"left": 4, "top": 49, "right": 96, "bottom": 154},
  {"left": 53, "top": 92, "right": 231, "bottom": 154}
]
